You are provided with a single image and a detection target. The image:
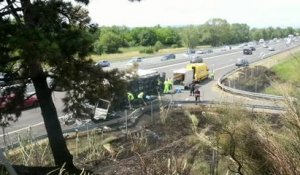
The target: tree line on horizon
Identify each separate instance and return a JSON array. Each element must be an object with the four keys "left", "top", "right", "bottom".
[{"left": 93, "top": 18, "right": 300, "bottom": 54}]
